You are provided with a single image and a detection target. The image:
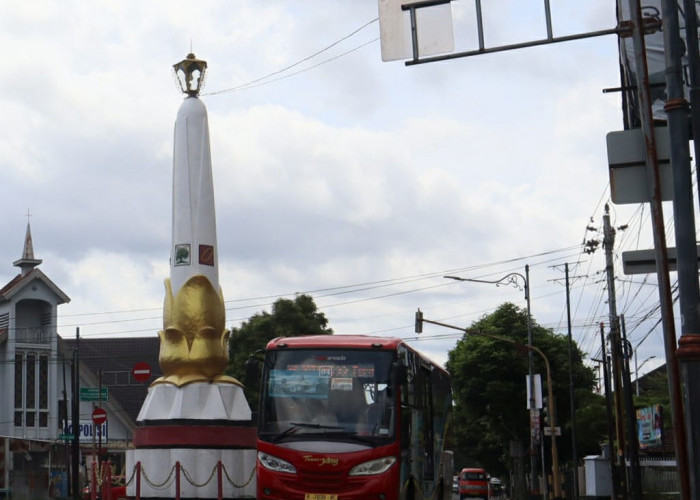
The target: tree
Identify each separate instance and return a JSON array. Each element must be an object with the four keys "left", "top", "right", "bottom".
[
  {"left": 226, "top": 294, "right": 333, "bottom": 409},
  {"left": 445, "top": 302, "right": 606, "bottom": 482}
]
